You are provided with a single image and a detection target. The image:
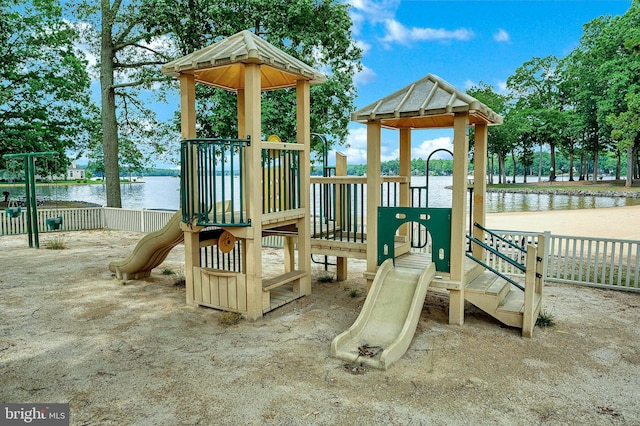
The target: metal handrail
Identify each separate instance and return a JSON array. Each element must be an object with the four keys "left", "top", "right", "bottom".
[
  {"left": 465, "top": 251, "right": 525, "bottom": 291},
  {"left": 467, "top": 235, "right": 526, "bottom": 273},
  {"left": 474, "top": 221, "right": 527, "bottom": 253}
]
